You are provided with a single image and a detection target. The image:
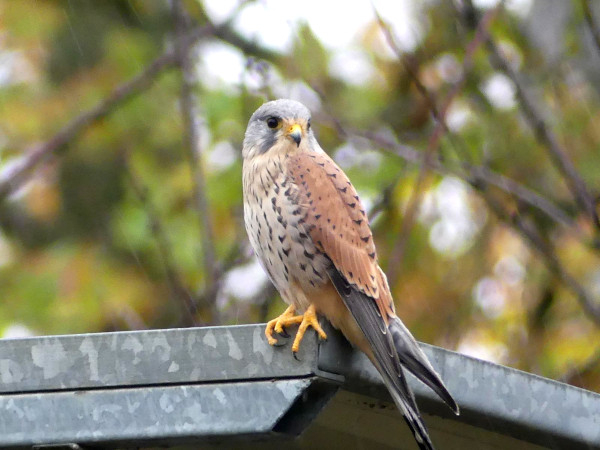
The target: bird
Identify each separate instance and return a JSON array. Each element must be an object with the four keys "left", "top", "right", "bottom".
[{"left": 242, "top": 99, "right": 459, "bottom": 450}]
